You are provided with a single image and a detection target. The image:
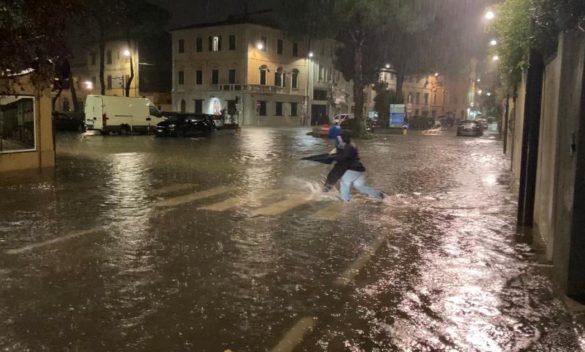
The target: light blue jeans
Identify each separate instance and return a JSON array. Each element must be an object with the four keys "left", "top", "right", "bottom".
[{"left": 340, "top": 170, "right": 383, "bottom": 202}]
